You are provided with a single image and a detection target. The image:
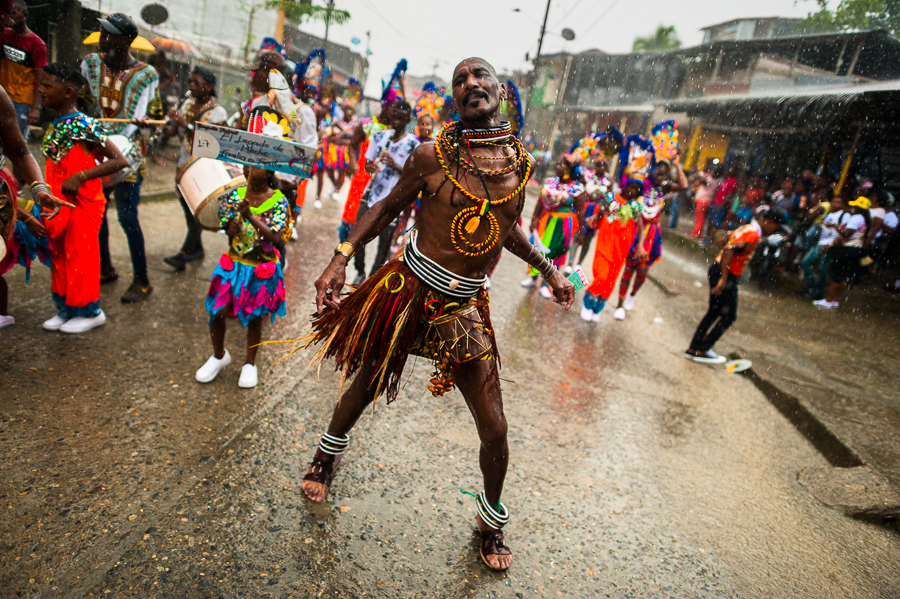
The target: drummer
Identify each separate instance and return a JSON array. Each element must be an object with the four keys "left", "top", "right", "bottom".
[
  {"left": 162, "top": 66, "right": 228, "bottom": 272},
  {"left": 81, "top": 12, "right": 163, "bottom": 303}
]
